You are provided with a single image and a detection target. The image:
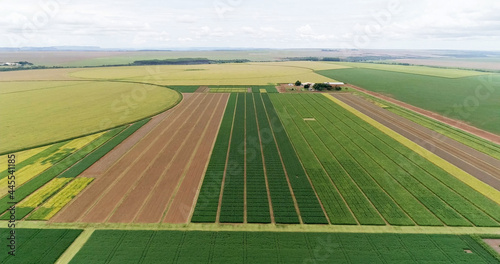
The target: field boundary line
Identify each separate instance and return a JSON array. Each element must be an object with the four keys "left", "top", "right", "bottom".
[
  {"left": 323, "top": 94, "right": 500, "bottom": 205},
  {"left": 253, "top": 94, "right": 275, "bottom": 224},
  {"left": 187, "top": 94, "right": 230, "bottom": 223},
  {"left": 270, "top": 95, "right": 331, "bottom": 224},
  {"left": 55, "top": 228, "right": 94, "bottom": 264},
  {"left": 160, "top": 94, "right": 225, "bottom": 222},
  {"left": 271, "top": 94, "right": 358, "bottom": 225},
  {"left": 14, "top": 221, "right": 500, "bottom": 235},
  {"left": 334, "top": 94, "right": 498, "bottom": 225},
  {"left": 294, "top": 95, "right": 415, "bottom": 226},
  {"left": 281, "top": 95, "right": 384, "bottom": 225},
  {"left": 260, "top": 94, "right": 303, "bottom": 224},
  {"left": 131, "top": 94, "right": 217, "bottom": 223},
  {"left": 216, "top": 93, "right": 239, "bottom": 223},
  {"left": 344, "top": 84, "right": 500, "bottom": 145},
  {"left": 243, "top": 93, "right": 248, "bottom": 224},
  {"left": 343, "top": 94, "right": 500, "bottom": 184},
  {"left": 62, "top": 94, "right": 200, "bottom": 222},
  {"left": 307, "top": 94, "right": 445, "bottom": 226}
]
